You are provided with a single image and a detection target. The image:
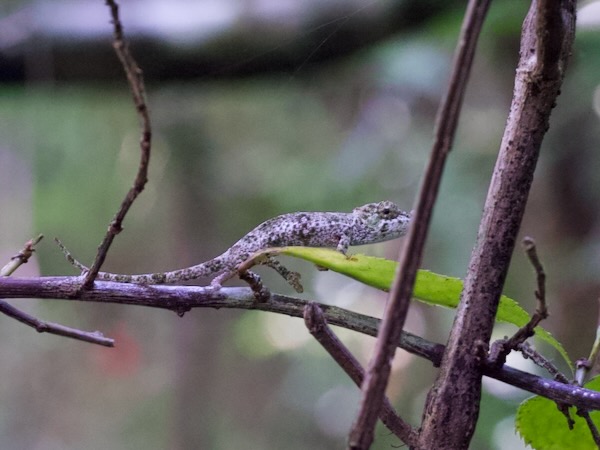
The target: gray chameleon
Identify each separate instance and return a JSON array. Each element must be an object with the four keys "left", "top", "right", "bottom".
[{"left": 59, "top": 200, "right": 411, "bottom": 292}]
